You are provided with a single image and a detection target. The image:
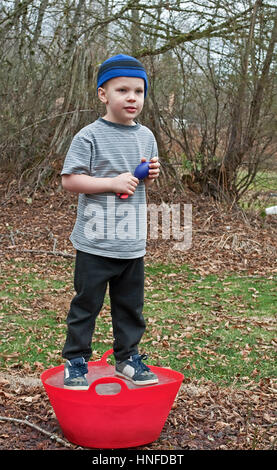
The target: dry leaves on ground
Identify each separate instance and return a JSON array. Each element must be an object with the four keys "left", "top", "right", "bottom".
[{"left": 0, "top": 186, "right": 276, "bottom": 451}]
